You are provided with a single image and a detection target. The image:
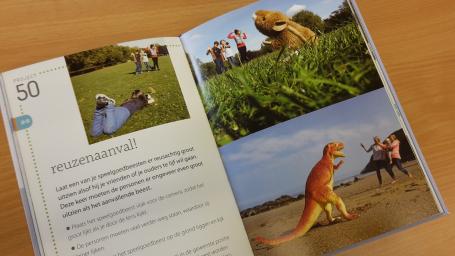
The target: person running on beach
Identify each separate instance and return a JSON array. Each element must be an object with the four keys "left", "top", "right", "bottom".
[
  {"left": 221, "top": 40, "right": 237, "bottom": 68},
  {"left": 361, "top": 136, "right": 397, "bottom": 187},
  {"left": 141, "top": 49, "right": 153, "bottom": 72},
  {"left": 227, "top": 29, "right": 248, "bottom": 64},
  {"left": 150, "top": 44, "right": 160, "bottom": 71},
  {"left": 90, "top": 90, "right": 154, "bottom": 137},
  {"left": 381, "top": 134, "right": 414, "bottom": 178},
  {"left": 206, "top": 41, "right": 225, "bottom": 74}
]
